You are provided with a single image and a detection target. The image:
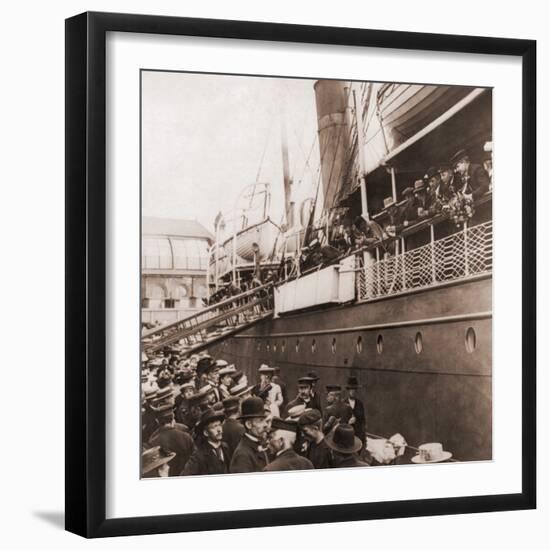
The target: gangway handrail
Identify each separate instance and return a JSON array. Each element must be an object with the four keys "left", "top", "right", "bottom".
[{"left": 142, "top": 282, "right": 274, "bottom": 339}]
